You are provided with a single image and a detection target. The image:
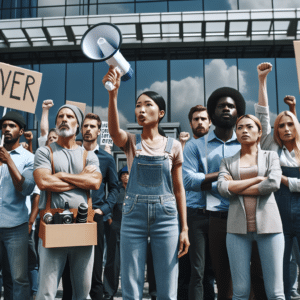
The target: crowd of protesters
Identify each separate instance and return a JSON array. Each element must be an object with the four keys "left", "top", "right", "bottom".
[{"left": 1, "top": 62, "right": 300, "bottom": 300}]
